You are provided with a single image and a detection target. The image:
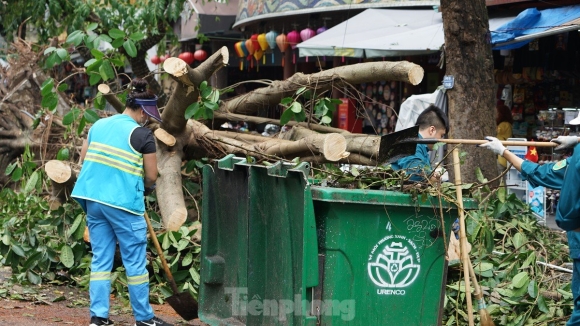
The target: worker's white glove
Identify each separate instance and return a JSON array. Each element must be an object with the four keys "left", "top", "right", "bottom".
[
  {"left": 479, "top": 136, "right": 506, "bottom": 156},
  {"left": 551, "top": 136, "right": 579, "bottom": 151}
]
